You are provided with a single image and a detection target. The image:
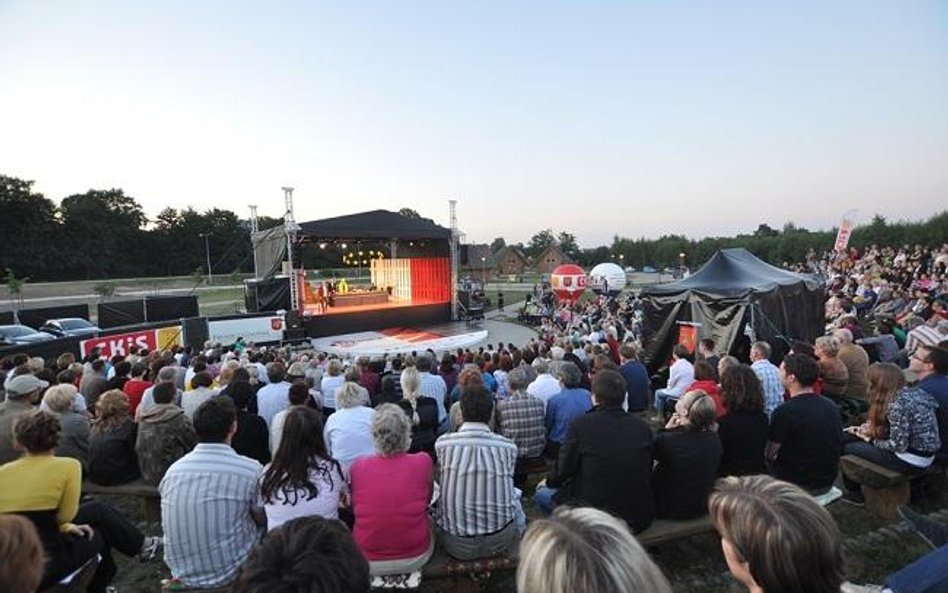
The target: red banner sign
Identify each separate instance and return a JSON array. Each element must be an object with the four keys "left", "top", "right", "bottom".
[{"left": 80, "top": 327, "right": 182, "bottom": 358}]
